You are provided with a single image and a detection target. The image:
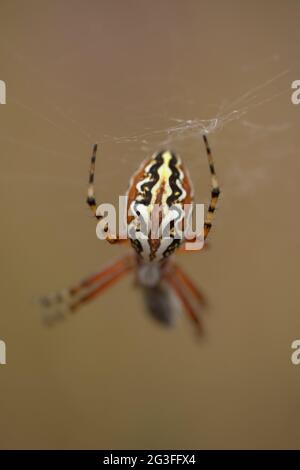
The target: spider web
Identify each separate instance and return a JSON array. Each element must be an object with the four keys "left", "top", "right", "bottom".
[
  {"left": 0, "top": 47, "right": 293, "bottom": 203},
  {"left": 93, "top": 69, "right": 290, "bottom": 148}
]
